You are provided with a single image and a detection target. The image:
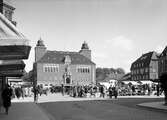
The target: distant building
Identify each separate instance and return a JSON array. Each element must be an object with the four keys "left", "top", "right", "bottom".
[
  {"left": 130, "top": 51, "right": 159, "bottom": 83},
  {"left": 33, "top": 39, "right": 96, "bottom": 86},
  {"left": 158, "top": 46, "right": 167, "bottom": 77}
]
